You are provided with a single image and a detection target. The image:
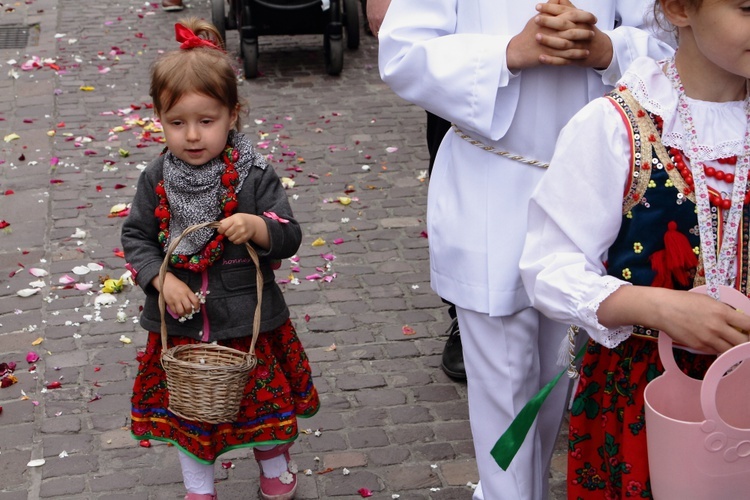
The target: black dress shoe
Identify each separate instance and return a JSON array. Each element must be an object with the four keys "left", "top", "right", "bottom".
[{"left": 441, "top": 318, "right": 466, "bottom": 380}]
